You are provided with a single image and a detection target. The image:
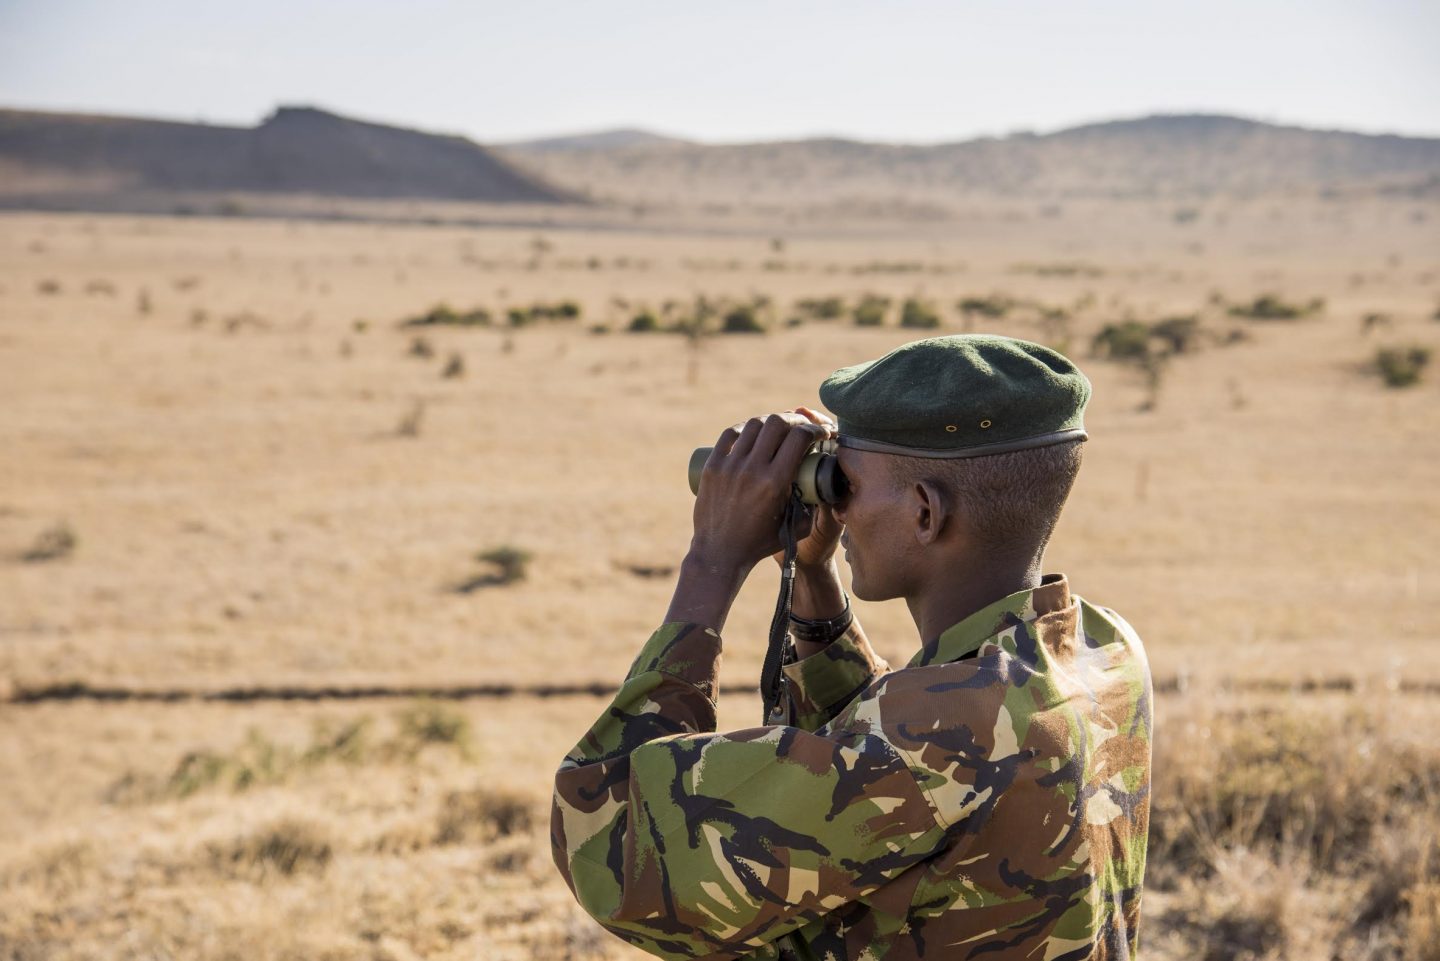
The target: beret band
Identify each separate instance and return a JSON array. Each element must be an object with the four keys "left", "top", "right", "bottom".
[{"left": 838, "top": 427, "right": 1089, "bottom": 459}]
